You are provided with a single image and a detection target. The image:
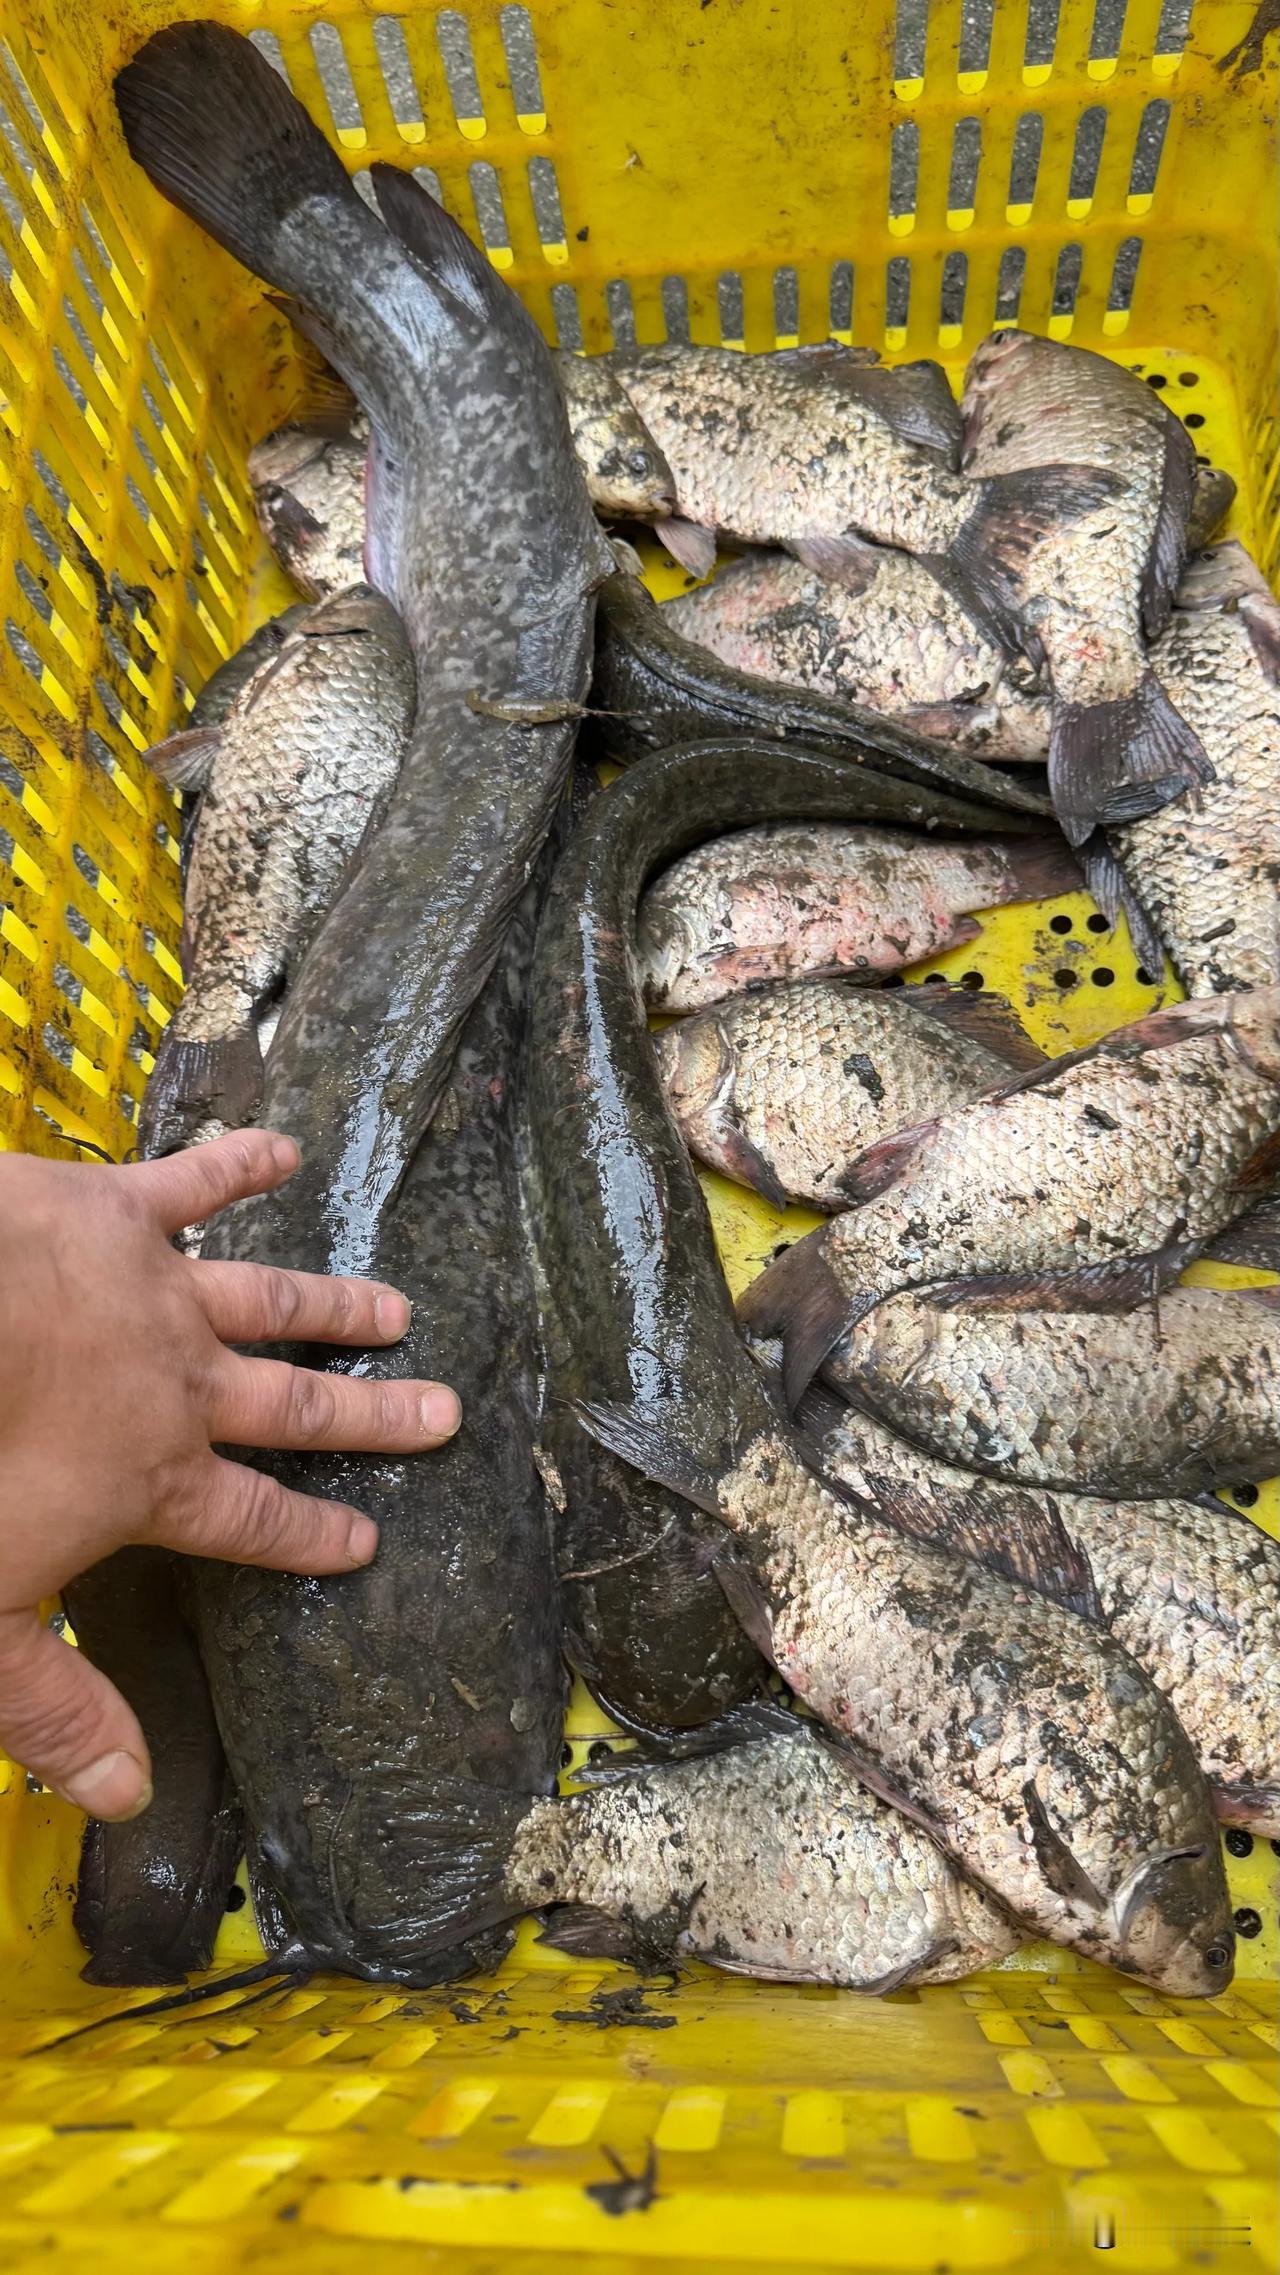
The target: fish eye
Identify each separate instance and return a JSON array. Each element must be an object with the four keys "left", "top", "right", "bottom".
[
  {"left": 628, "top": 450, "right": 652, "bottom": 477},
  {"left": 1205, "top": 1937, "right": 1234, "bottom": 1969}
]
